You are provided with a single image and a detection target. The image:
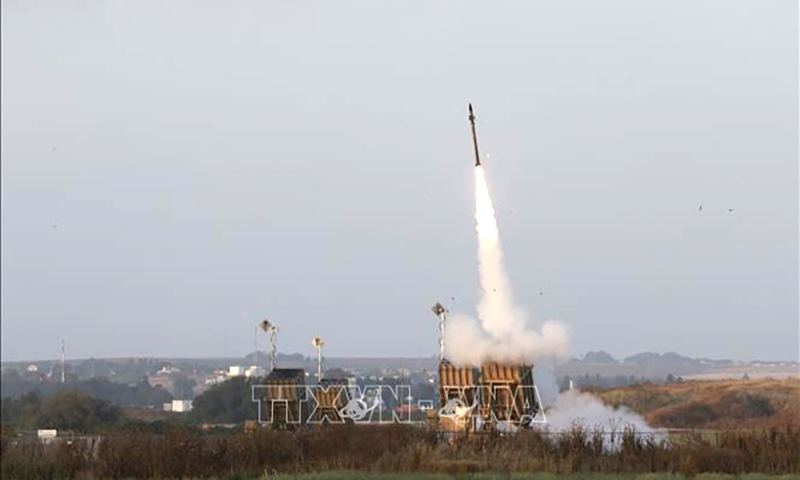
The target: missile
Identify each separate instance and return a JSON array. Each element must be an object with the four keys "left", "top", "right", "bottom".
[{"left": 468, "top": 103, "right": 481, "bottom": 167}]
